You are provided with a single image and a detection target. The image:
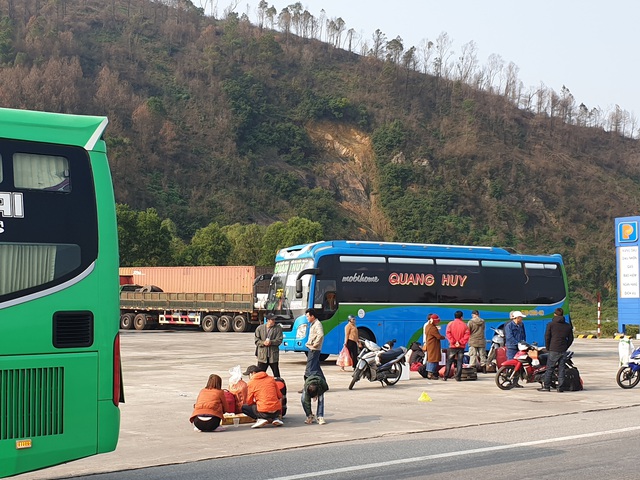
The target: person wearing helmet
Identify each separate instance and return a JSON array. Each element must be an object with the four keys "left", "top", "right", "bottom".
[{"left": 505, "top": 311, "right": 527, "bottom": 360}]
